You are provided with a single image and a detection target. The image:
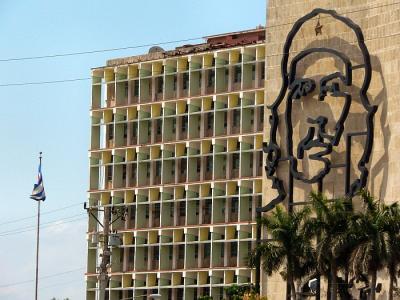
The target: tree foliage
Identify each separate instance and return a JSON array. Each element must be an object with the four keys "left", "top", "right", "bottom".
[{"left": 250, "top": 190, "right": 400, "bottom": 300}]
